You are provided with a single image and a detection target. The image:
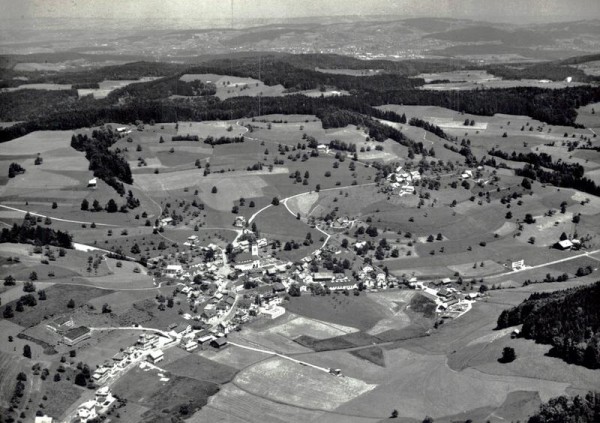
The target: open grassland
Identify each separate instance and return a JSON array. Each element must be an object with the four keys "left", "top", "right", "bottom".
[
  {"left": 576, "top": 101, "right": 600, "bottom": 129},
  {"left": 235, "top": 357, "right": 377, "bottom": 411},
  {"left": 337, "top": 343, "right": 568, "bottom": 421},
  {"left": 188, "top": 384, "right": 347, "bottom": 423},
  {"left": 365, "top": 291, "right": 415, "bottom": 336},
  {"left": 163, "top": 353, "right": 237, "bottom": 384},
  {"left": 267, "top": 315, "right": 359, "bottom": 340},
  {"left": 201, "top": 345, "right": 270, "bottom": 370},
  {"left": 0, "top": 130, "right": 73, "bottom": 156},
  {"left": 285, "top": 294, "right": 387, "bottom": 332},
  {"left": 230, "top": 327, "right": 313, "bottom": 355}
]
